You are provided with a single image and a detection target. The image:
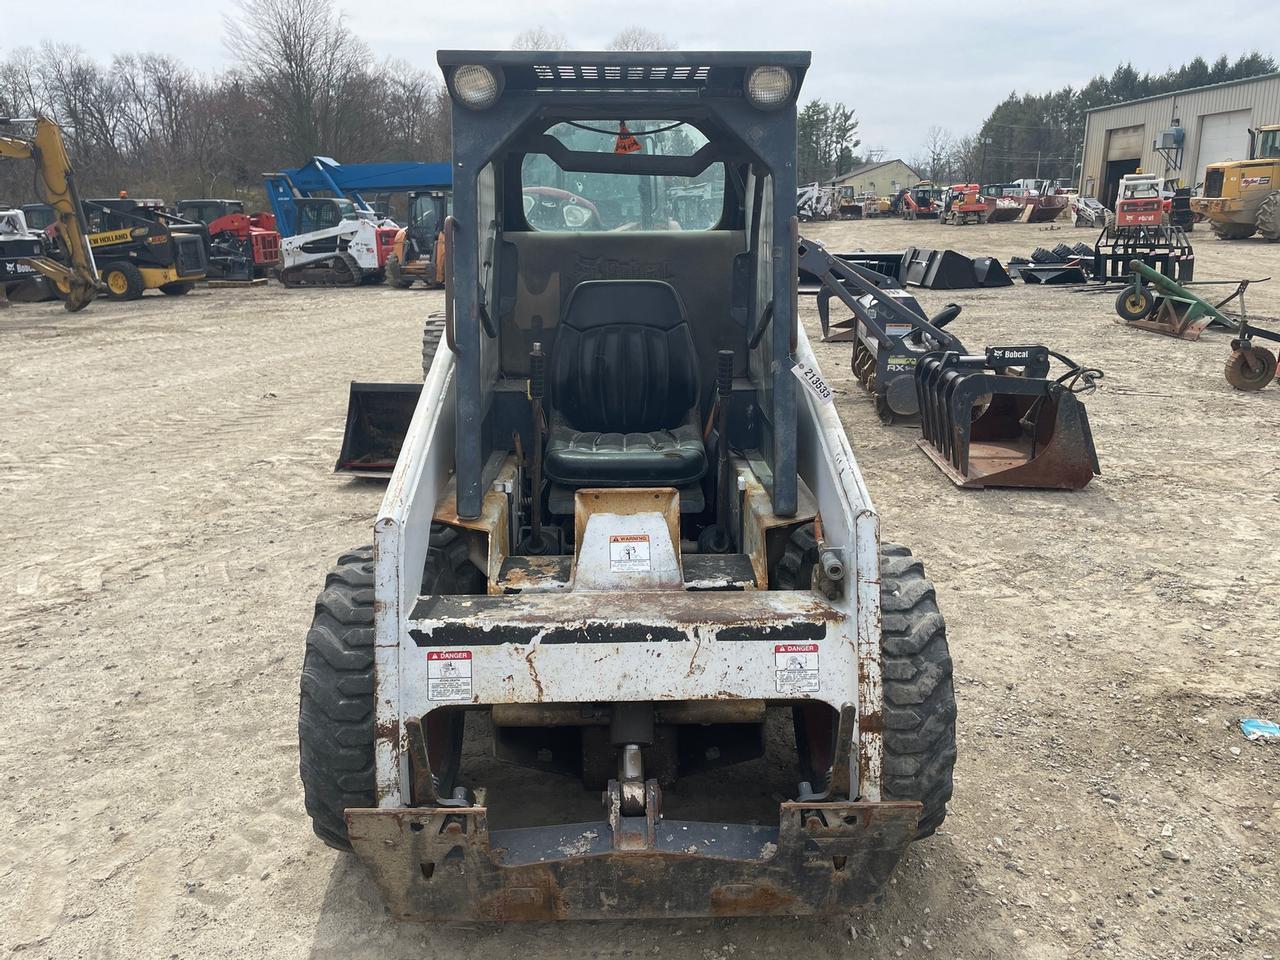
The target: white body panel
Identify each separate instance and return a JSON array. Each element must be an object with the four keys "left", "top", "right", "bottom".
[
  {"left": 280, "top": 218, "right": 383, "bottom": 273},
  {"left": 373, "top": 324, "right": 882, "bottom": 806}
]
